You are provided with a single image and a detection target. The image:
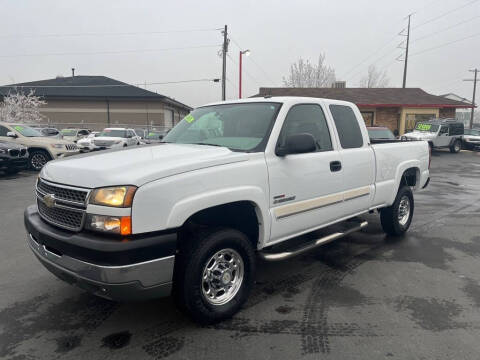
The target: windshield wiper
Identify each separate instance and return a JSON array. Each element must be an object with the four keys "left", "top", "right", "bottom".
[{"left": 193, "top": 142, "right": 223, "bottom": 147}]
